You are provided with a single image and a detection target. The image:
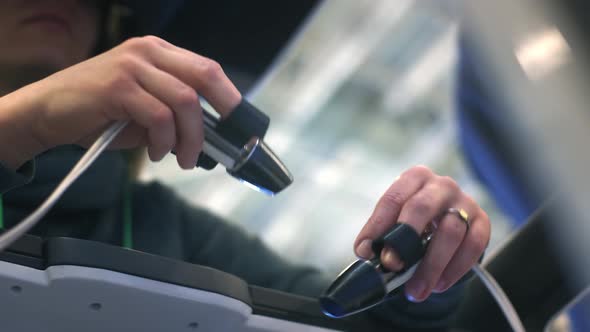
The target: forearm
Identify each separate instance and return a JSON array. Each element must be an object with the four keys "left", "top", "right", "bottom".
[{"left": 0, "top": 85, "right": 46, "bottom": 170}]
